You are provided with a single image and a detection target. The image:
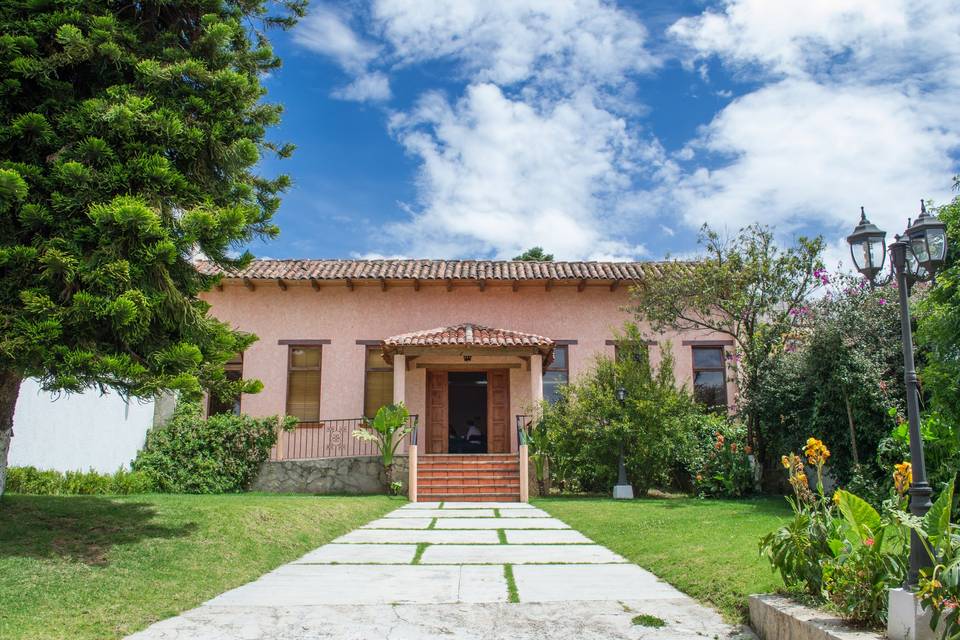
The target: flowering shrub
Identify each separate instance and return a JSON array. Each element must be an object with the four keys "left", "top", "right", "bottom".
[
  {"left": 691, "top": 428, "right": 754, "bottom": 498},
  {"left": 673, "top": 414, "right": 755, "bottom": 497},
  {"left": 761, "top": 437, "right": 911, "bottom": 627}
]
